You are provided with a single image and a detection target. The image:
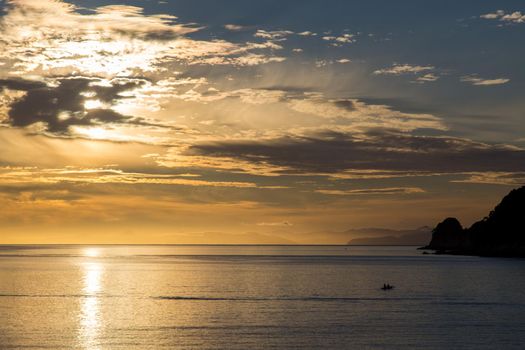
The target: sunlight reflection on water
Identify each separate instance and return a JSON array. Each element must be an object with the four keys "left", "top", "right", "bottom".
[
  {"left": 1, "top": 246, "right": 525, "bottom": 349},
  {"left": 83, "top": 248, "right": 101, "bottom": 258},
  {"left": 79, "top": 260, "right": 103, "bottom": 350}
]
